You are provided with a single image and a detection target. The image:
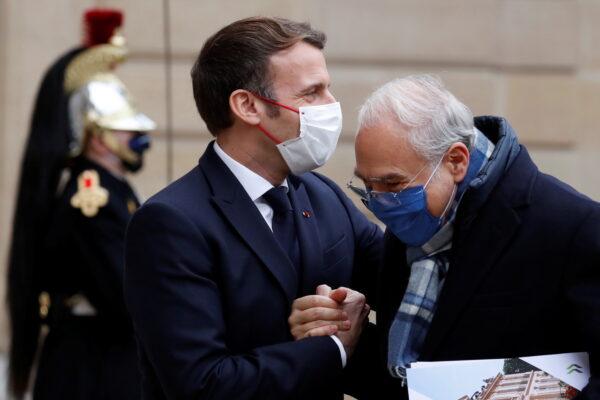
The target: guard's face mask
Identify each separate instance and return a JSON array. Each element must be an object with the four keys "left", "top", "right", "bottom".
[
  {"left": 122, "top": 133, "right": 151, "bottom": 173},
  {"left": 101, "top": 131, "right": 152, "bottom": 173}
]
